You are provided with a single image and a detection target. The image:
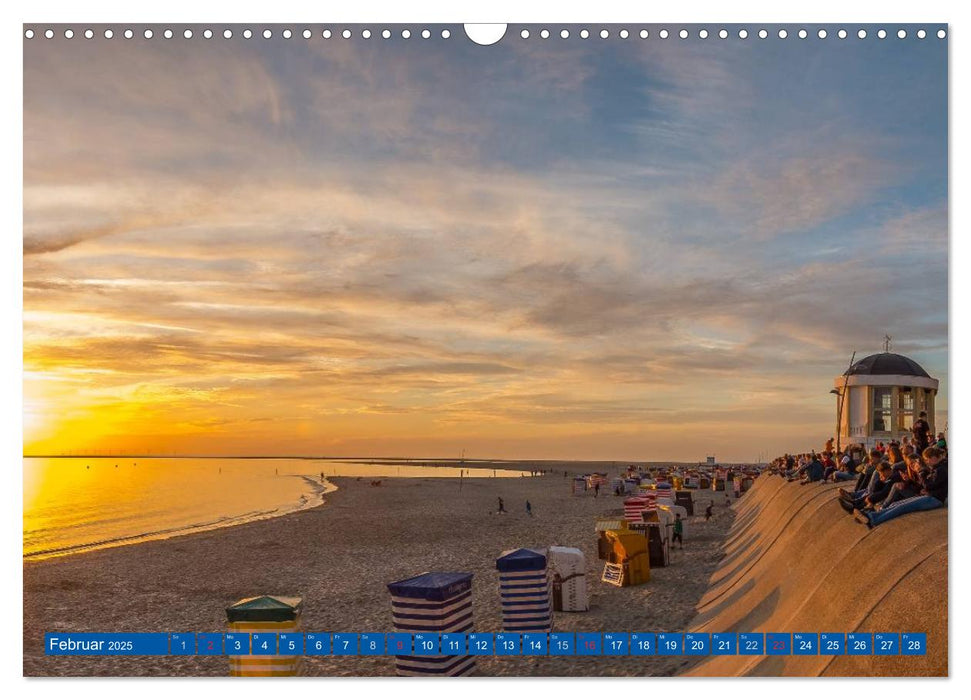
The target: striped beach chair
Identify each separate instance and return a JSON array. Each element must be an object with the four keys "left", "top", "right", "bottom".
[
  {"left": 655, "top": 482, "right": 674, "bottom": 502},
  {"left": 226, "top": 595, "right": 302, "bottom": 677},
  {"left": 496, "top": 548, "right": 553, "bottom": 632},
  {"left": 623, "top": 496, "right": 650, "bottom": 527},
  {"left": 387, "top": 572, "right": 475, "bottom": 677}
]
